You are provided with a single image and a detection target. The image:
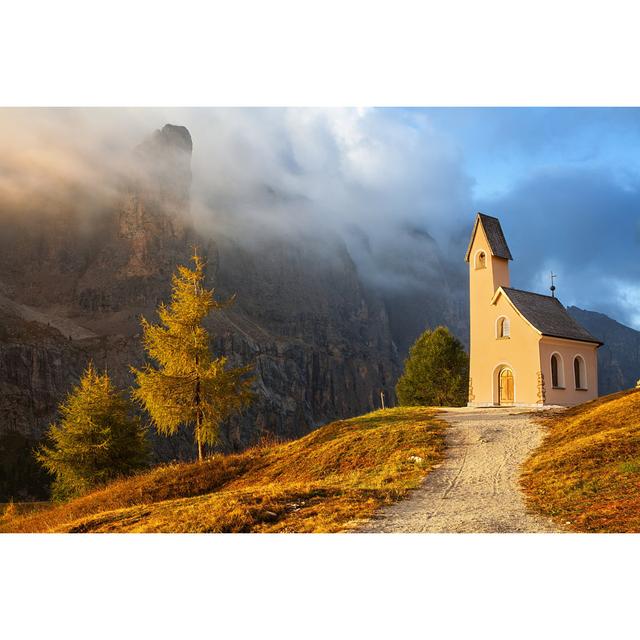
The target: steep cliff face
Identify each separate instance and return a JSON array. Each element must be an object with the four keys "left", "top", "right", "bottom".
[
  {"left": 0, "top": 124, "right": 399, "bottom": 482},
  {"left": 116, "top": 124, "right": 193, "bottom": 279},
  {"left": 207, "top": 232, "right": 398, "bottom": 448},
  {"left": 374, "top": 226, "right": 468, "bottom": 356},
  {"left": 0, "top": 308, "right": 87, "bottom": 439}
]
